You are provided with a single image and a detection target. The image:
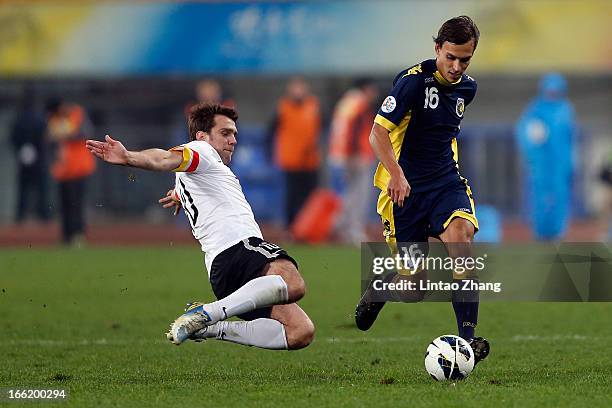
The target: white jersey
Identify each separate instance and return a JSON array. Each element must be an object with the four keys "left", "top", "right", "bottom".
[{"left": 172, "top": 140, "right": 262, "bottom": 274}]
